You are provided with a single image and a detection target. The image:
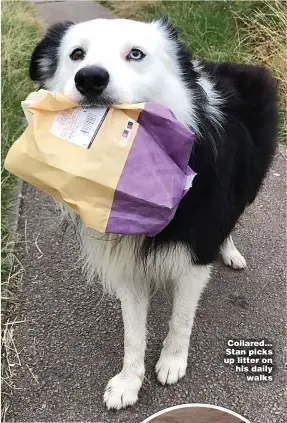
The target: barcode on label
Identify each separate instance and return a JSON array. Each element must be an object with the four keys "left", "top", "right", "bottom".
[
  {"left": 81, "top": 113, "right": 98, "bottom": 134},
  {"left": 50, "top": 107, "right": 108, "bottom": 148}
]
